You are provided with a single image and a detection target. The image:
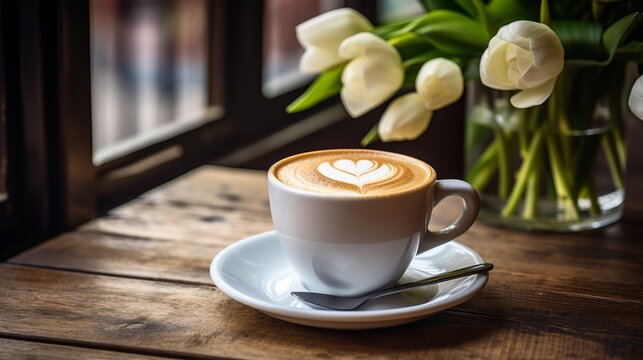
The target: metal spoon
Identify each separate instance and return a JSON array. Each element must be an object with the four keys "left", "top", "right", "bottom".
[{"left": 291, "top": 262, "right": 493, "bottom": 310}]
